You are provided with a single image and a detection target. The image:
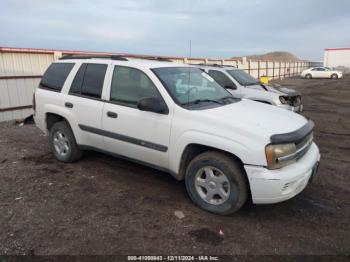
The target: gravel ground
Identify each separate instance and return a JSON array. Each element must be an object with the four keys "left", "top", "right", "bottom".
[{"left": 0, "top": 76, "right": 349, "bottom": 256}]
